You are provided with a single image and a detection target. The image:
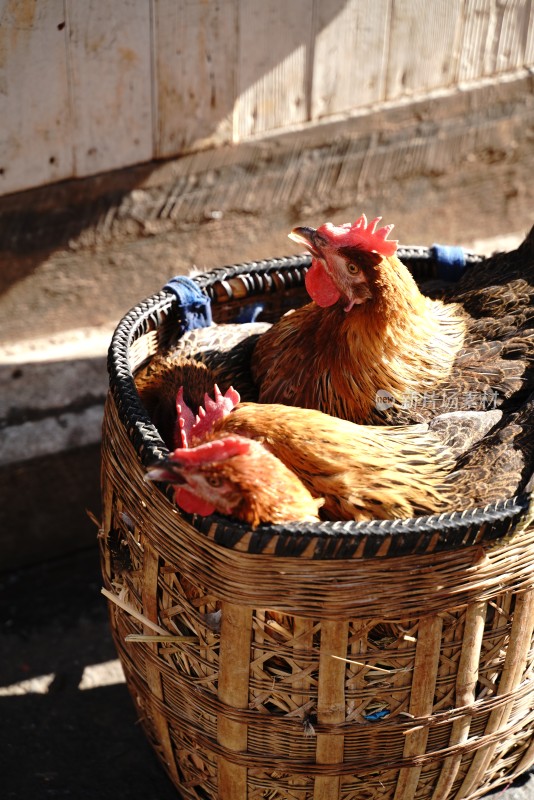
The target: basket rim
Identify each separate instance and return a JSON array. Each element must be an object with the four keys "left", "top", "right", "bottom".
[{"left": 107, "top": 249, "right": 532, "bottom": 555}]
